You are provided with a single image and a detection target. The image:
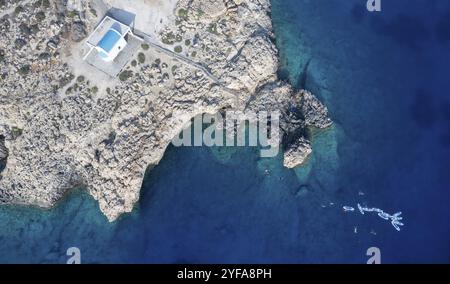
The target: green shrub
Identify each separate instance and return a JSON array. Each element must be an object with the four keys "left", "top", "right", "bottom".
[
  {"left": 18, "top": 65, "right": 30, "bottom": 76},
  {"left": 141, "top": 43, "right": 149, "bottom": 50},
  {"left": 67, "top": 11, "right": 77, "bottom": 18},
  {"left": 91, "top": 86, "right": 98, "bottom": 94},
  {"left": 11, "top": 127, "right": 23, "bottom": 138},
  {"left": 191, "top": 51, "right": 197, "bottom": 58},
  {"left": 174, "top": 46, "right": 182, "bottom": 53},
  {"left": 59, "top": 74, "right": 74, "bottom": 87},
  {"left": 177, "top": 9, "right": 188, "bottom": 20},
  {"left": 184, "top": 39, "right": 191, "bottom": 46},
  {"left": 171, "top": 65, "right": 178, "bottom": 75},
  {"left": 14, "top": 6, "right": 24, "bottom": 15},
  {"left": 207, "top": 23, "right": 219, "bottom": 35},
  {"left": 90, "top": 8, "right": 97, "bottom": 17},
  {"left": 35, "top": 11, "right": 46, "bottom": 21},
  {"left": 30, "top": 24, "right": 39, "bottom": 34},
  {"left": 119, "top": 70, "right": 133, "bottom": 81},
  {"left": 77, "top": 75, "right": 85, "bottom": 82},
  {"left": 197, "top": 9, "right": 205, "bottom": 17},
  {"left": 14, "top": 38, "right": 26, "bottom": 49},
  {"left": 161, "top": 32, "right": 175, "bottom": 45},
  {"left": 137, "top": 52, "right": 145, "bottom": 64},
  {"left": 131, "top": 60, "right": 137, "bottom": 67}
]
